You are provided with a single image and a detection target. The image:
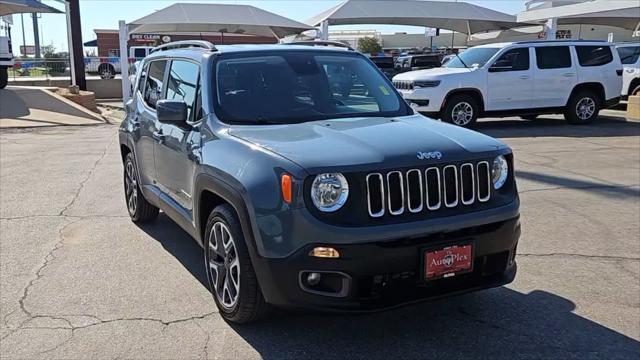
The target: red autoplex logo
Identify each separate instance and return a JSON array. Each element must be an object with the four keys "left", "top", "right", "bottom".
[{"left": 431, "top": 252, "right": 468, "bottom": 268}]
